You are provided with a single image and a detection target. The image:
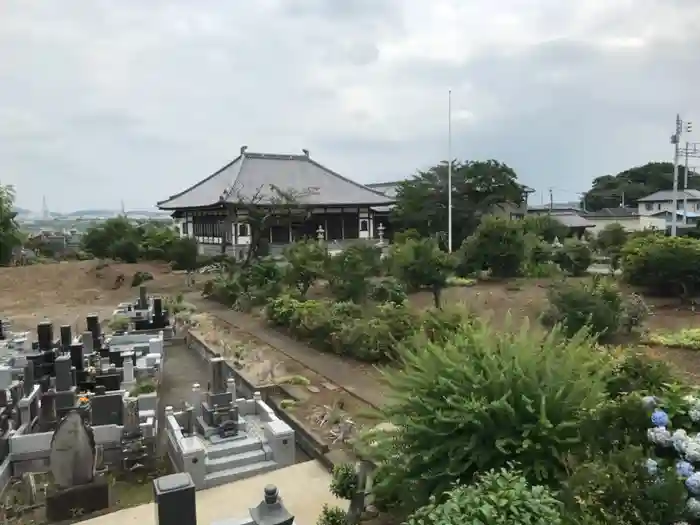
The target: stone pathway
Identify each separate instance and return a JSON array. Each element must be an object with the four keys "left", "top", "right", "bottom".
[{"left": 185, "top": 294, "right": 388, "bottom": 409}]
